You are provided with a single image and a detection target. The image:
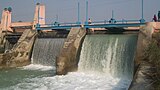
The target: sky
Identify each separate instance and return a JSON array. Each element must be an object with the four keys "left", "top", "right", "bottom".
[{"left": 0, "top": 0, "right": 160, "bottom": 24}]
